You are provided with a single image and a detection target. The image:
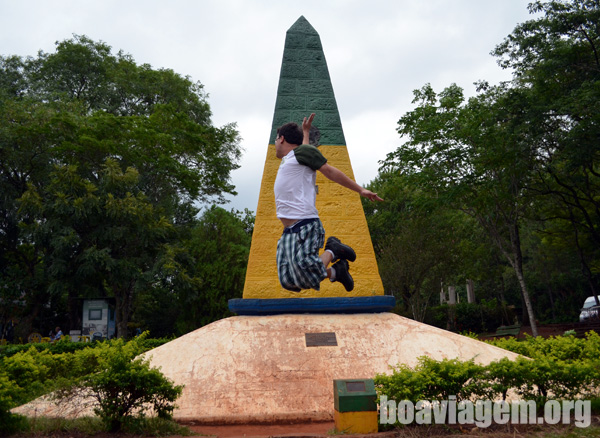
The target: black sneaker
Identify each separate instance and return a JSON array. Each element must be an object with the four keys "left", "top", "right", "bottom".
[
  {"left": 333, "top": 259, "right": 354, "bottom": 292},
  {"left": 325, "top": 236, "right": 356, "bottom": 262}
]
